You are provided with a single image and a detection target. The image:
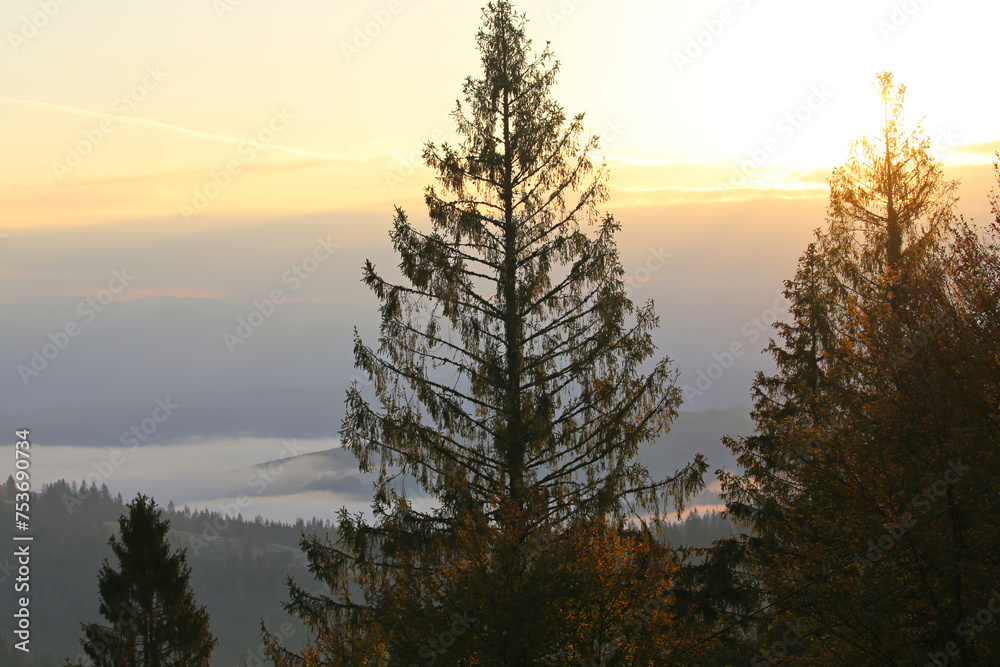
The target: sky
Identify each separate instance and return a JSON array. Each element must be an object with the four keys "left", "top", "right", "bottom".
[
  {"left": 2, "top": 0, "right": 1000, "bottom": 521},
  {"left": 1, "top": 0, "right": 997, "bottom": 231}
]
